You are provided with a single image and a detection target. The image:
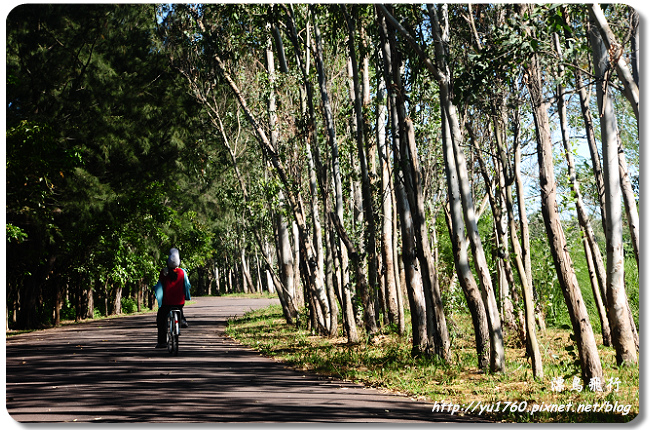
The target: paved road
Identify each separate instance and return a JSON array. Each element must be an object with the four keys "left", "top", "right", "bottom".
[{"left": 6, "top": 296, "right": 483, "bottom": 423}]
